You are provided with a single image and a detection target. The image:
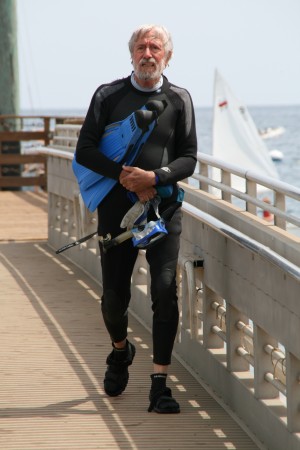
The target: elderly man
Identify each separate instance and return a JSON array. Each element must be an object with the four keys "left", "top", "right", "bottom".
[{"left": 75, "top": 24, "right": 197, "bottom": 413}]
